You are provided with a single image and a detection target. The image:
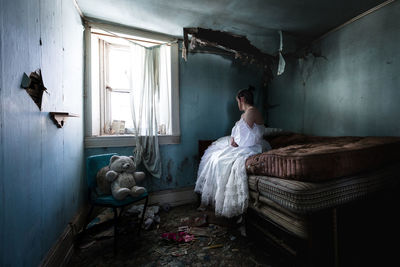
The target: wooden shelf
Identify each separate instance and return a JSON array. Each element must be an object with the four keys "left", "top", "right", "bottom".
[{"left": 49, "top": 112, "right": 79, "bottom": 128}]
